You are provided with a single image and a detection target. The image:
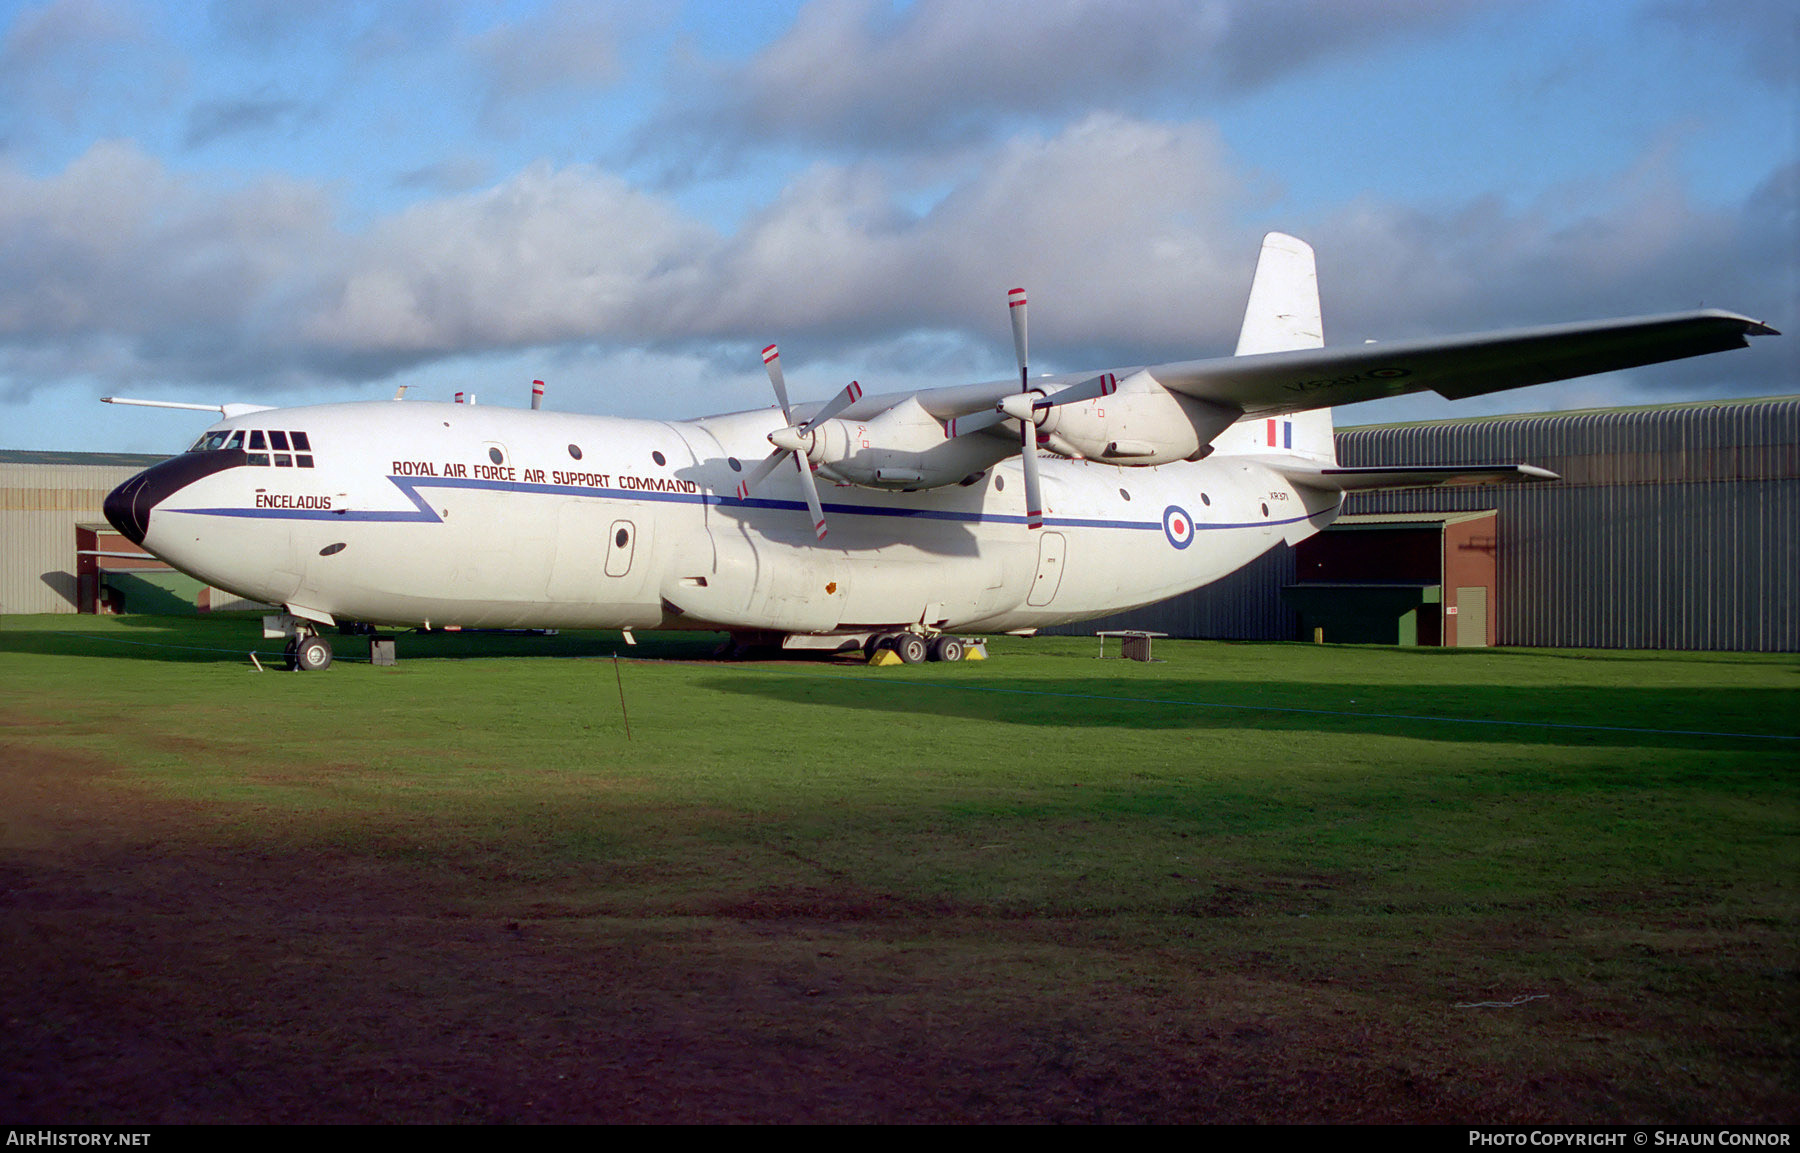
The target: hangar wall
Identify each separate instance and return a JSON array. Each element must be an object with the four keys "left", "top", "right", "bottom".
[
  {"left": 0, "top": 454, "right": 160, "bottom": 614},
  {"left": 1050, "top": 397, "right": 1800, "bottom": 652}
]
